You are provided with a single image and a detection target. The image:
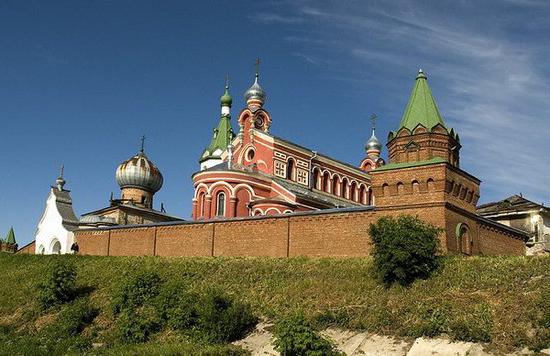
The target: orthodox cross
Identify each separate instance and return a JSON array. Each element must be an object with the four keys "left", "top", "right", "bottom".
[
  {"left": 140, "top": 135, "right": 146, "bottom": 152},
  {"left": 370, "top": 113, "right": 377, "bottom": 131},
  {"left": 225, "top": 74, "right": 229, "bottom": 89},
  {"left": 59, "top": 164, "right": 64, "bottom": 178},
  {"left": 255, "top": 57, "right": 260, "bottom": 77}
]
